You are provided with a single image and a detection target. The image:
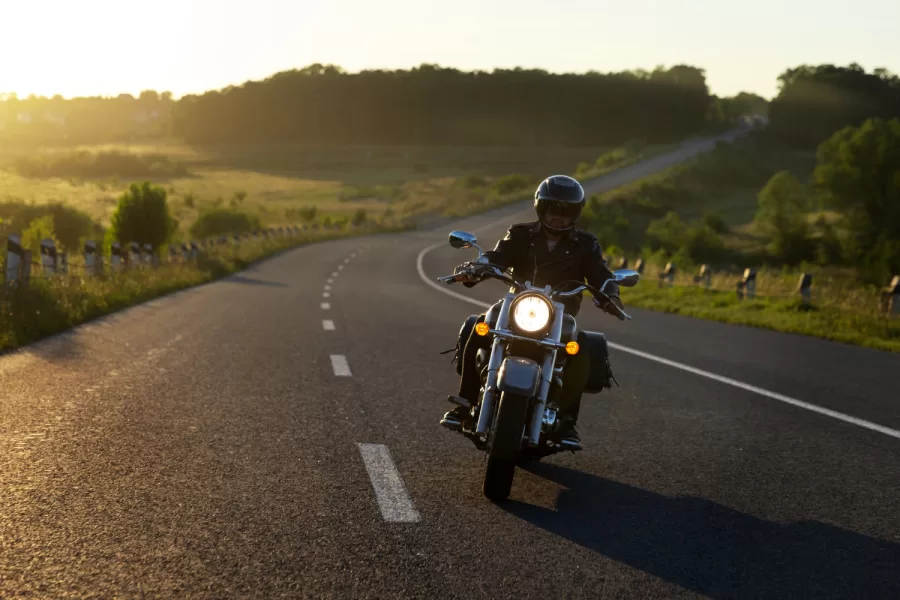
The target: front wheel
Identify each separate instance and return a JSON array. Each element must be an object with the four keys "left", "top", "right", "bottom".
[{"left": 482, "top": 391, "right": 529, "bottom": 501}]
